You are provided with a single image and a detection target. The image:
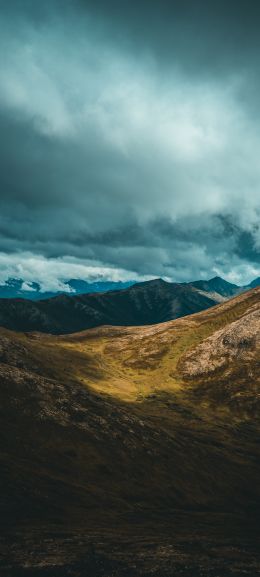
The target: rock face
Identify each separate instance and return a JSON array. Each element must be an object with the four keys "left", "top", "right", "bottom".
[{"left": 182, "top": 306, "right": 260, "bottom": 377}]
